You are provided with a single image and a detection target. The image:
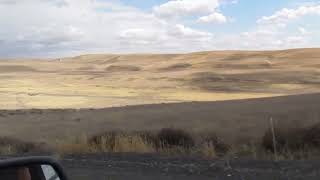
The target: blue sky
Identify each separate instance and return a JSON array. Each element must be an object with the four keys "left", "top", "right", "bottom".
[
  {"left": 118, "top": 0, "right": 317, "bottom": 33},
  {"left": 0, "top": 0, "right": 319, "bottom": 57}
]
